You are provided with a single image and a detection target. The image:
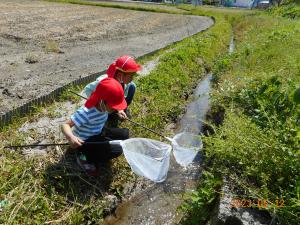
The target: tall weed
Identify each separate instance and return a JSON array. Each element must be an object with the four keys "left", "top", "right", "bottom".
[
  {"left": 205, "top": 12, "right": 300, "bottom": 225},
  {"left": 267, "top": 3, "right": 300, "bottom": 19}
]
